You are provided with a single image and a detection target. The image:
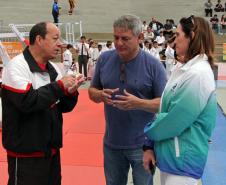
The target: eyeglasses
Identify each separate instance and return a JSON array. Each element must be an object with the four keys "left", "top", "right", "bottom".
[{"left": 120, "top": 62, "right": 126, "bottom": 83}]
